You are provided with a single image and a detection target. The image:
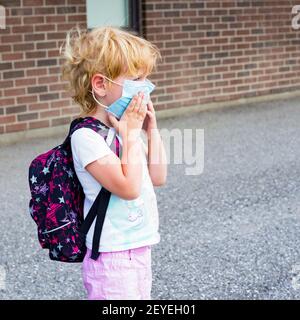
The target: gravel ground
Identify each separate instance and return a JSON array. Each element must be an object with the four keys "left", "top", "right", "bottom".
[{"left": 0, "top": 96, "right": 300, "bottom": 300}]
